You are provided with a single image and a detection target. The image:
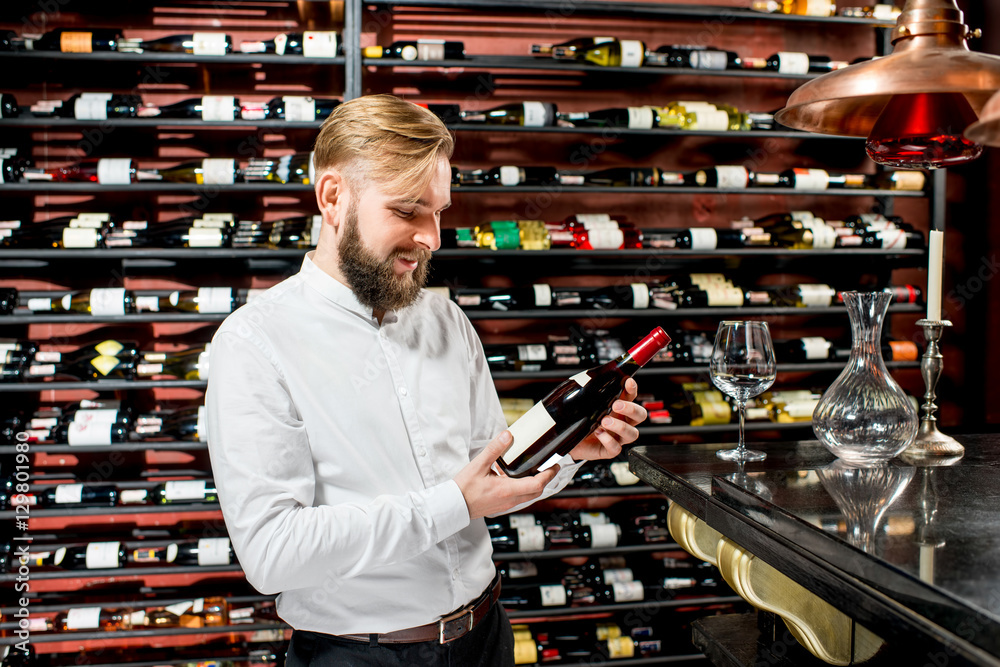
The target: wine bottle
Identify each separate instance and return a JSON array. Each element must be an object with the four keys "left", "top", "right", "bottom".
[
  {"left": 742, "top": 52, "right": 847, "bottom": 74},
  {"left": 500, "top": 582, "right": 577, "bottom": 609},
  {"left": 459, "top": 102, "right": 556, "bottom": 127},
  {"left": 240, "top": 32, "right": 340, "bottom": 57},
  {"left": 364, "top": 40, "right": 464, "bottom": 61},
  {"left": 0, "top": 288, "right": 16, "bottom": 315},
  {"left": 49, "top": 605, "right": 141, "bottom": 632},
  {"left": 20, "top": 28, "right": 121, "bottom": 52},
  {"left": 26, "top": 287, "right": 136, "bottom": 315},
  {"left": 485, "top": 344, "right": 552, "bottom": 373},
  {"left": 152, "top": 479, "right": 218, "bottom": 504},
  {"left": 859, "top": 228, "right": 925, "bottom": 249},
  {"left": 749, "top": 0, "right": 836, "bottom": 16},
  {"left": 458, "top": 166, "right": 559, "bottom": 187},
  {"left": 136, "top": 347, "right": 209, "bottom": 380},
  {"left": 557, "top": 166, "right": 664, "bottom": 187},
  {"left": 138, "top": 95, "right": 240, "bottom": 121},
  {"left": 556, "top": 106, "right": 660, "bottom": 130},
  {"left": 244, "top": 151, "right": 315, "bottom": 184},
  {"left": 571, "top": 461, "right": 640, "bottom": 488},
  {"left": 839, "top": 5, "right": 901, "bottom": 19},
  {"left": 46, "top": 417, "right": 130, "bottom": 443},
  {"left": 552, "top": 38, "right": 645, "bottom": 68},
  {"left": 552, "top": 283, "right": 651, "bottom": 310},
  {"left": 0, "top": 93, "right": 19, "bottom": 118},
  {"left": 240, "top": 95, "right": 340, "bottom": 121},
  {"left": 143, "top": 596, "right": 229, "bottom": 627},
  {"left": 650, "top": 44, "right": 741, "bottom": 70},
  {"left": 683, "top": 165, "right": 761, "bottom": 188},
  {"left": 499, "top": 328, "right": 670, "bottom": 477},
  {"left": 140, "top": 158, "right": 240, "bottom": 185},
  {"left": 168, "top": 537, "right": 234, "bottom": 566},
  {"left": 59, "top": 541, "right": 127, "bottom": 569},
  {"left": 768, "top": 283, "right": 837, "bottom": 307},
  {"left": 547, "top": 225, "right": 641, "bottom": 250},
  {"left": 643, "top": 227, "right": 766, "bottom": 250},
  {"left": 531, "top": 36, "right": 615, "bottom": 57},
  {"left": 117, "top": 33, "right": 233, "bottom": 56},
  {"left": 453, "top": 284, "right": 552, "bottom": 311},
  {"left": 41, "top": 93, "right": 141, "bottom": 120},
  {"left": 22, "top": 158, "right": 136, "bottom": 184},
  {"left": 1, "top": 154, "right": 28, "bottom": 183},
  {"left": 6, "top": 483, "right": 118, "bottom": 509},
  {"left": 777, "top": 336, "right": 834, "bottom": 361}
]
